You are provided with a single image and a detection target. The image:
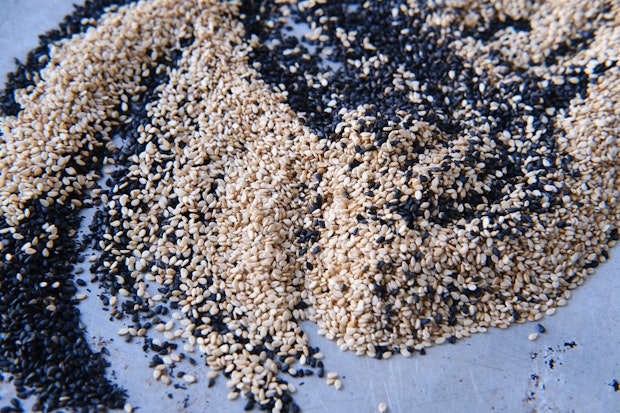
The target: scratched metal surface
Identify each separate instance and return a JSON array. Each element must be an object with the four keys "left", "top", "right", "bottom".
[{"left": 1, "top": 2, "right": 619, "bottom": 412}]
